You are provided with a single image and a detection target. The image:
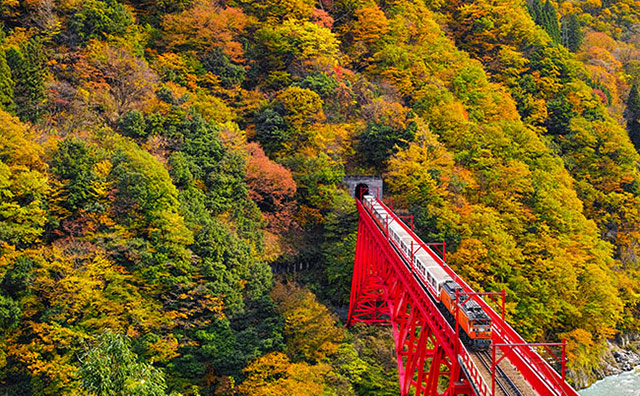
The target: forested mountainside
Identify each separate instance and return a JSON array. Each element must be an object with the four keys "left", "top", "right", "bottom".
[{"left": 1, "top": 0, "right": 640, "bottom": 393}]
